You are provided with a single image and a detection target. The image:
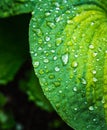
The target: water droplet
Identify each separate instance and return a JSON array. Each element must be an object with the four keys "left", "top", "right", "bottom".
[
  {"left": 34, "top": 61, "right": 39, "bottom": 68},
  {"left": 44, "top": 87, "right": 49, "bottom": 92},
  {"left": 54, "top": 2, "right": 60, "bottom": 7},
  {"left": 73, "top": 36, "right": 76, "bottom": 41},
  {"left": 67, "top": 20, "right": 73, "bottom": 24},
  {"left": 81, "top": 78, "right": 87, "bottom": 85},
  {"left": 53, "top": 56, "right": 57, "bottom": 60},
  {"left": 56, "top": 37, "right": 62, "bottom": 46},
  {"left": 39, "top": 69, "right": 44, "bottom": 75},
  {"left": 38, "top": 47, "right": 42, "bottom": 51},
  {"left": 44, "top": 82, "right": 48, "bottom": 86},
  {"left": 36, "top": 29, "right": 42, "bottom": 37},
  {"left": 63, "top": 0, "right": 67, "bottom": 3},
  {"left": 62, "top": 53, "right": 69, "bottom": 65},
  {"left": 66, "top": 10, "right": 71, "bottom": 14},
  {"left": 55, "top": 66, "right": 60, "bottom": 72},
  {"left": 32, "top": 11, "right": 35, "bottom": 15},
  {"left": 71, "top": 61, "right": 78, "bottom": 68},
  {"left": 45, "top": 12, "right": 51, "bottom": 16},
  {"left": 91, "top": 22, "right": 95, "bottom": 26},
  {"left": 74, "top": 54, "right": 78, "bottom": 58},
  {"left": 84, "top": 101, "right": 88, "bottom": 104},
  {"left": 33, "top": 24, "right": 36, "bottom": 28},
  {"left": 47, "top": 22, "right": 55, "bottom": 29},
  {"left": 93, "top": 118, "right": 97, "bottom": 122},
  {"left": 51, "top": 50, "right": 55, "bottom": 53},
  {"left": 56, "top": 6, "right": 60, "bottom": 10},
  {"left": 54, "top": 81, "right": 61, "bottom": 87},
  {"left": 30, "top": 50, "right": 34, "bottom": 54},
  {"left": 98, "top": 47, "right": 102, "bottom": 52},
  {"left": 45, "top": 36, "right": 50, "bottom": 41},
  {"left": 89, "top": 44, "right": 94, "bottom": 49},
  {"left": 101, "top": 98, "right": 105, "bottom": 104},
  {"left": 89, "top": 106, "right": 94, "bottom": 111},
  {"left": 49, "top": 75, "right": 55, "bottom": 79},
  {"left": 74, "top": 107, "right": 78, "bottom": 111},
  {"left": 45, "top": 69, "right": 49, "bottom": 73},
  {"left": 48, "top": 44, "right": 52, "bottom": 47},
  {"left": 93, "top": 52, "right": 98, "bottom": 57},
  {"left": 43, "top": 59, "right": 49, "bottom": 63},
  {"left": 93, "top": 77, "right": 98, "bottom": 82},
  {"left": 55, "top": 16, "right": 62, "bottom": 22},
  {"left": 73, "top": 87, "right": 77, "bottom": 92},
  {"left": 92, "top": 70, "right": 96, "bottom": 75},
  {"left": 59, "top": 90, "right": 62, "bottom": 93},
  {"left": 96, "top": 58, "right": 99, "bottom": 61},
  {"left": 86, "top": 125, "right": 91, "bottom": 129}
]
